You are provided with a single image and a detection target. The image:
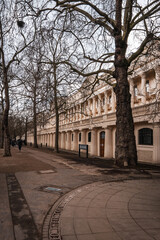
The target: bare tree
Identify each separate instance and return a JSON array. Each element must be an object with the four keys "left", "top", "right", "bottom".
[
  {"left": 41, "top": 27, "right": 78, "bottom": 152},
  {"left": 0, "top": 0, "right": 35, "bottom": 156},
  {"left": 34, "top": 0, "right": 160, "bottom": 167},
  {"left": 15, "top": 44, "right": 48, "bottom": 148}
]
